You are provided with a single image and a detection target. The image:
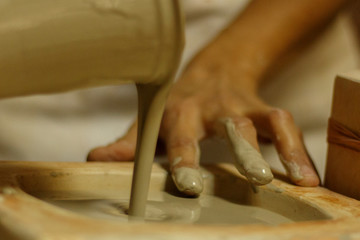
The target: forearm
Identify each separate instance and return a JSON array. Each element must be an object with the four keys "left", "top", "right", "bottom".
[{"left": 179, "top": 0, "right": 347, "bottom": 93}]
